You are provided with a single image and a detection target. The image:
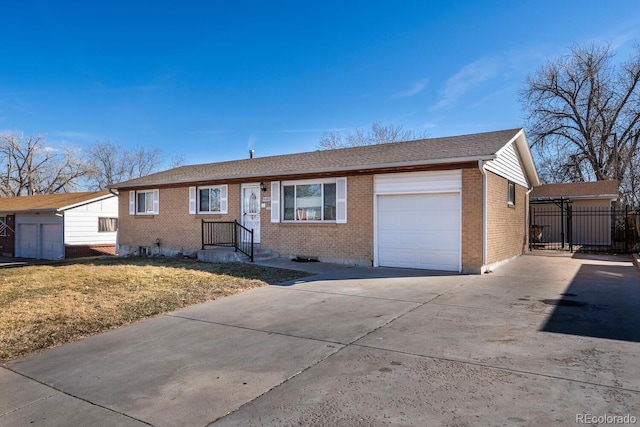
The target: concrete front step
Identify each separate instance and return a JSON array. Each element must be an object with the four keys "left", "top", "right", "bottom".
[{"left": 197, "top": 246, "right": 279, "bottom": 263}]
